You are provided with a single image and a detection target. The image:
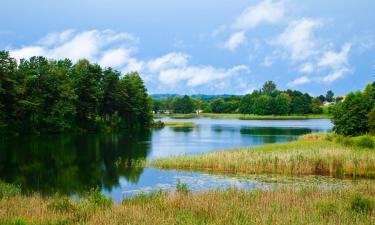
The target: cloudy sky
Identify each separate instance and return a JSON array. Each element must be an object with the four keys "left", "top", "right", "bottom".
[{"left": 1, "top": 0, "right": 374, "bottom": 95}]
